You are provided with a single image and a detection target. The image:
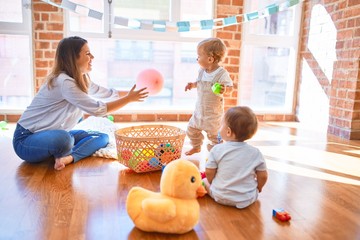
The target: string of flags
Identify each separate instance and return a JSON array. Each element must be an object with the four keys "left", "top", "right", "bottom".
[{"left": 40, "top": 0, "right": 303, "bottom": 32}]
